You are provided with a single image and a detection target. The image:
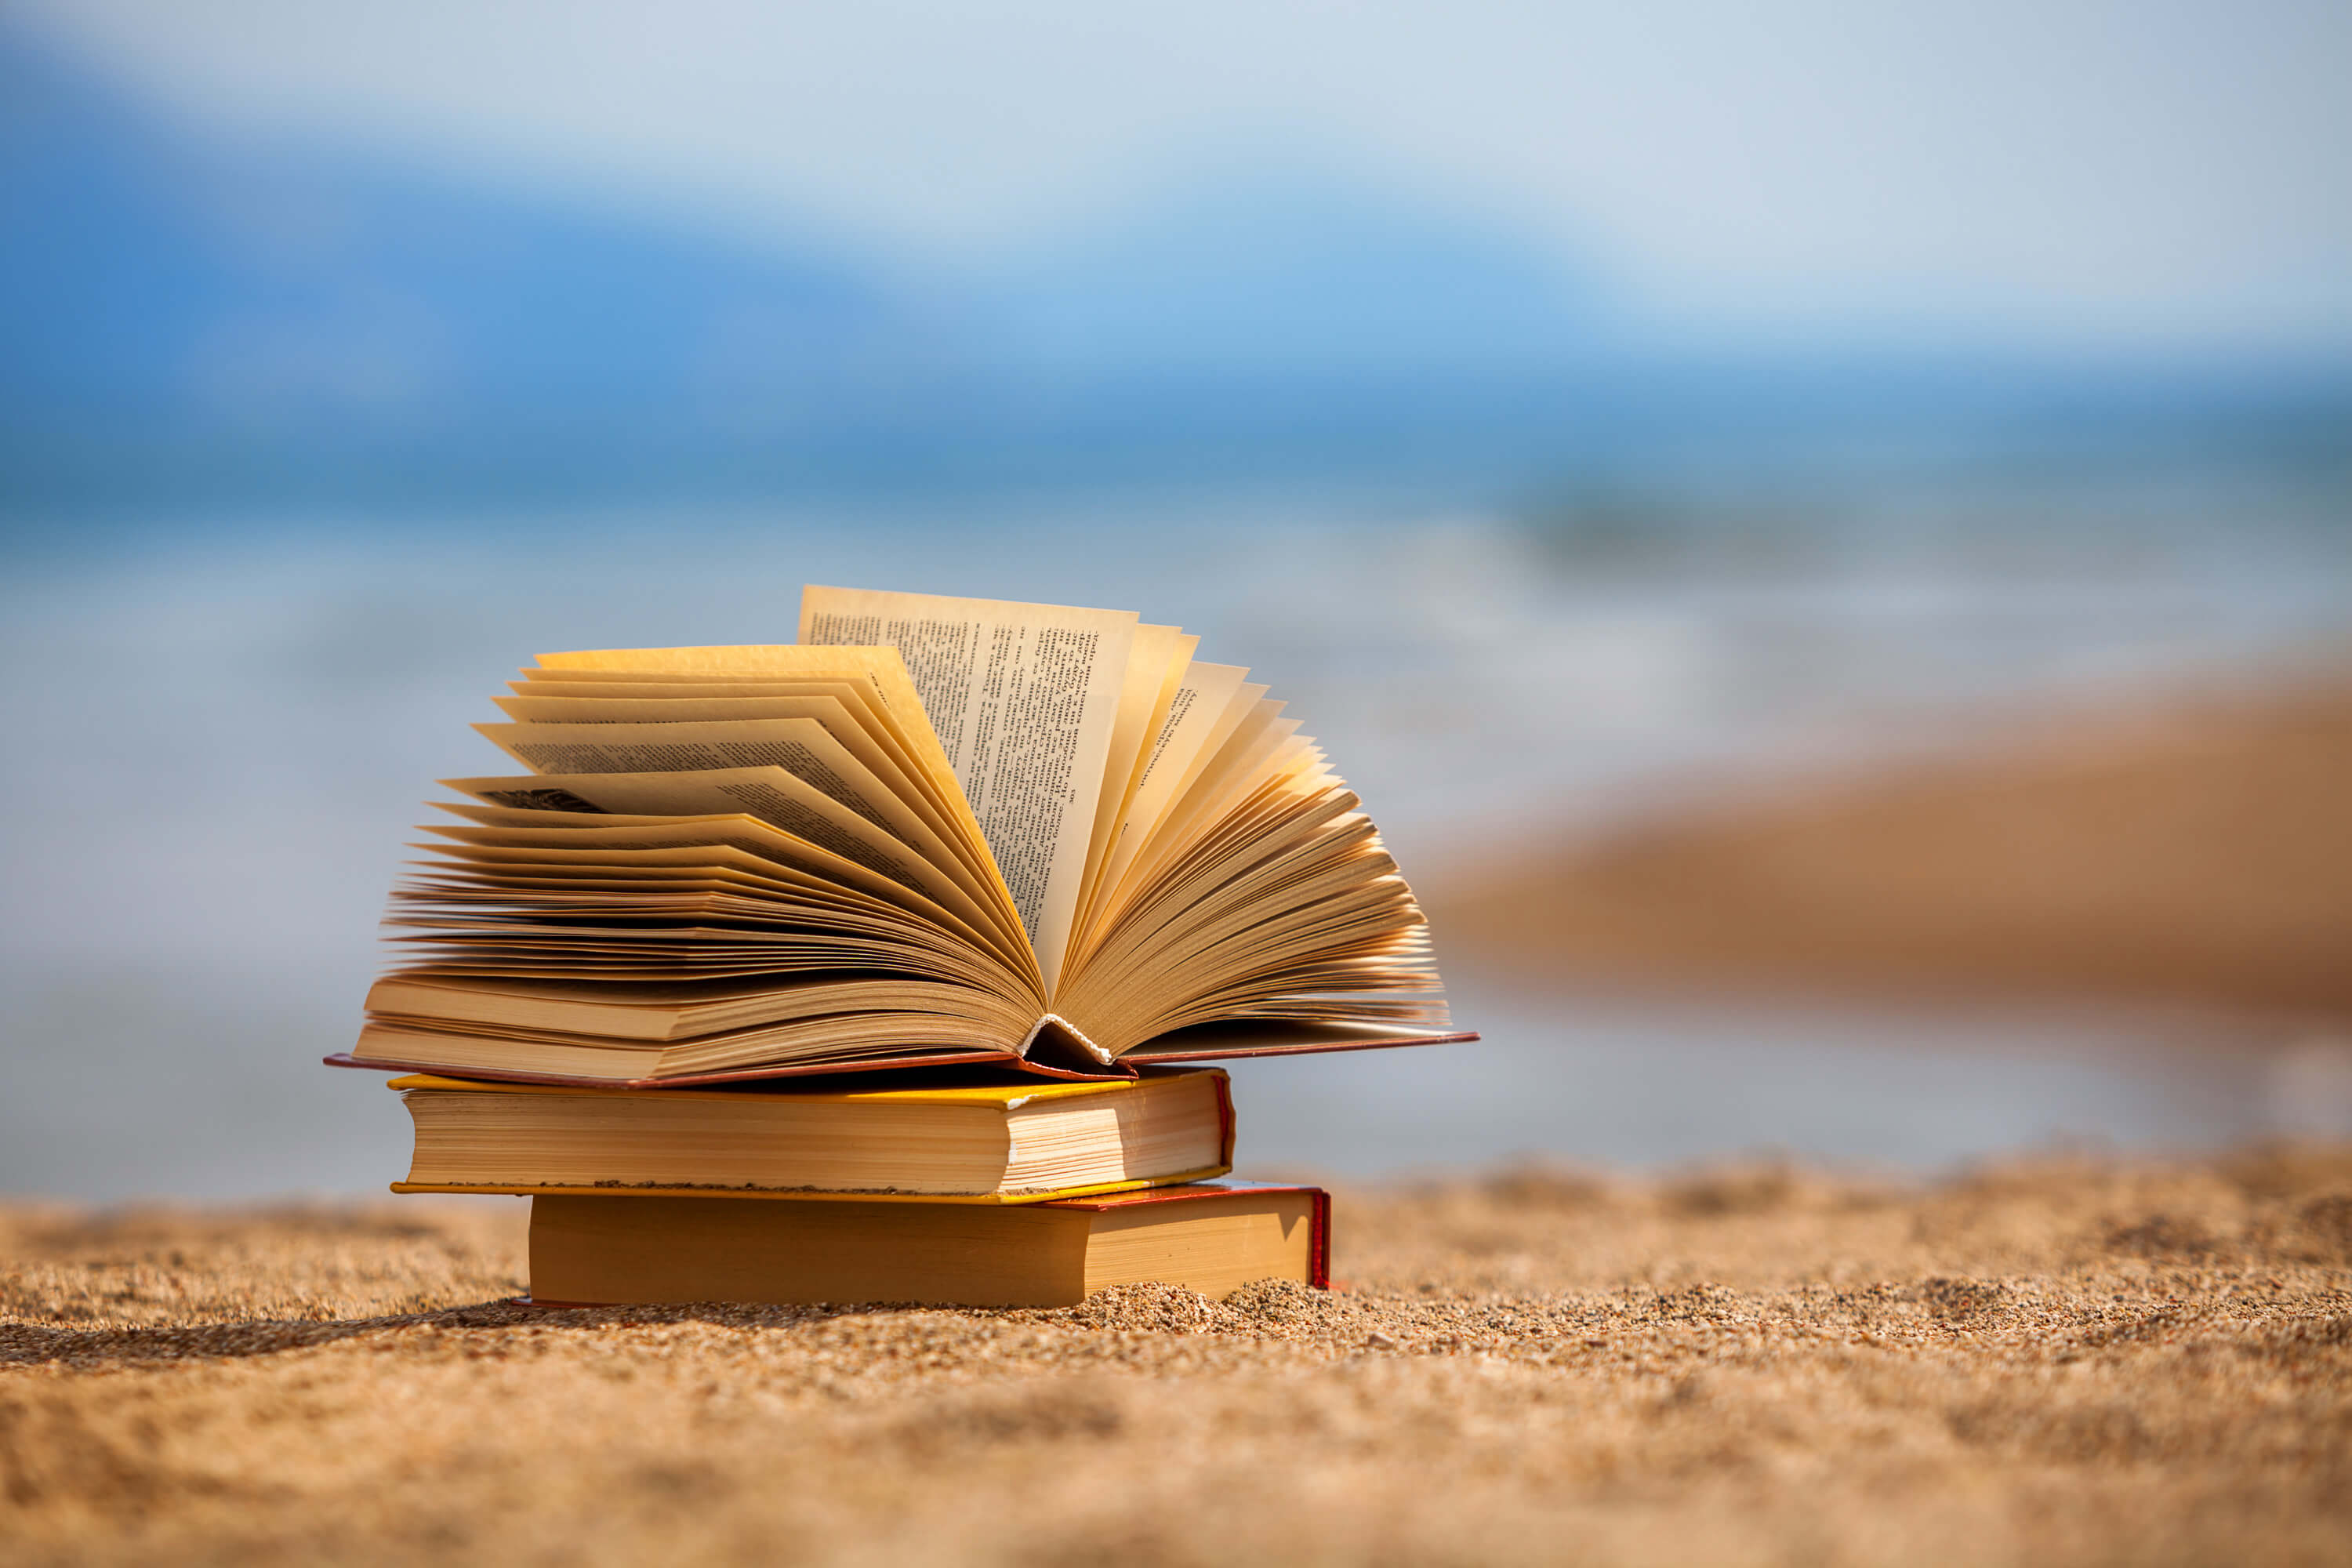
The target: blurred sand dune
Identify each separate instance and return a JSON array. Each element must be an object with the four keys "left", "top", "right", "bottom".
[{"left": 1432, "top": 672, "right": 2352, "bottom": 1018}]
